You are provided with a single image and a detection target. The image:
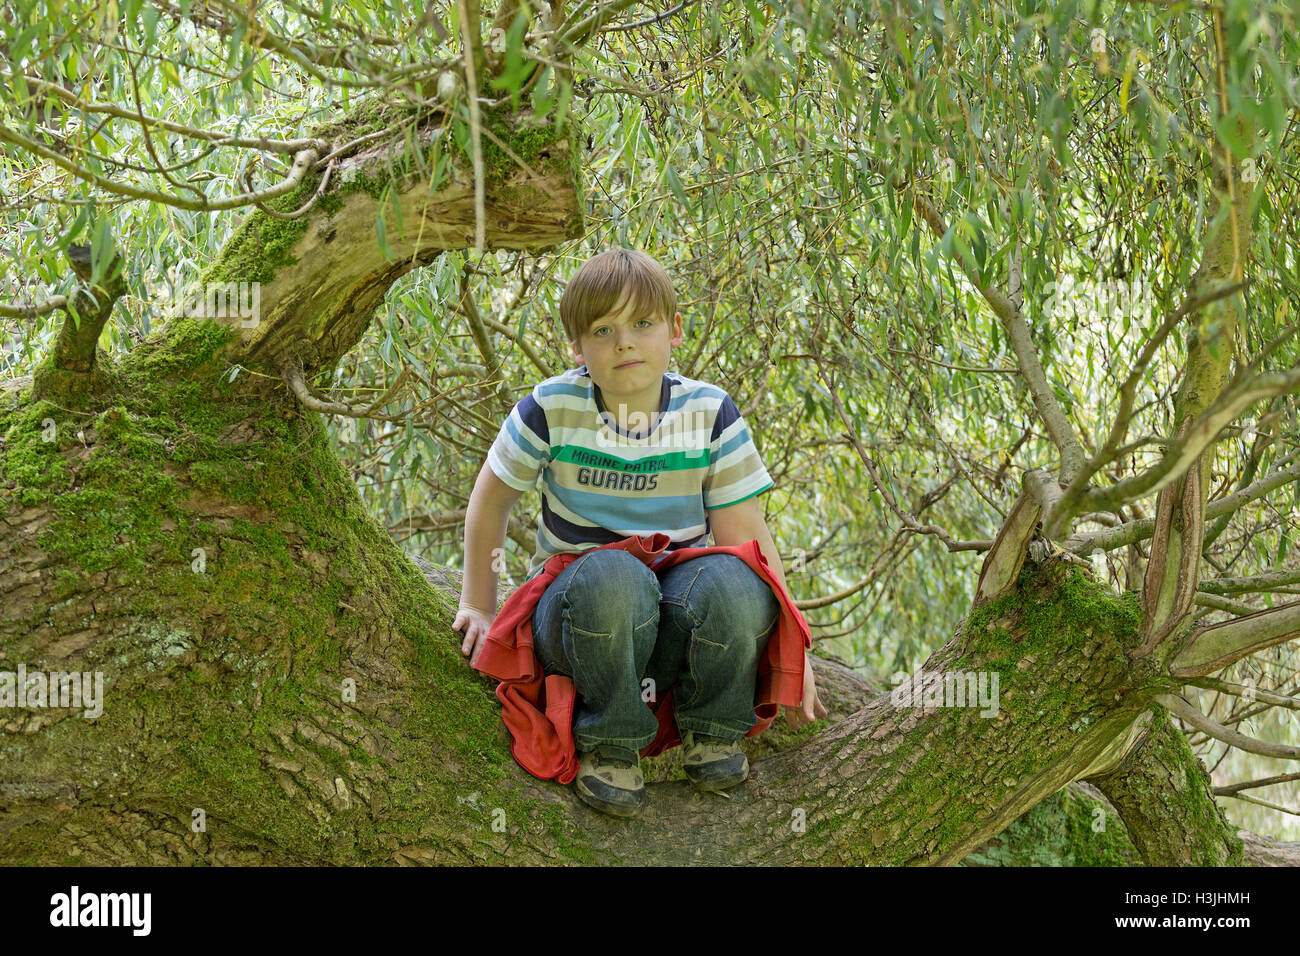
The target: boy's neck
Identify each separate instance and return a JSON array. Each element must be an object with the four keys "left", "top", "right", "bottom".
[{"left": 594, "top": 375, "right": 666, "bottom": 434}]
